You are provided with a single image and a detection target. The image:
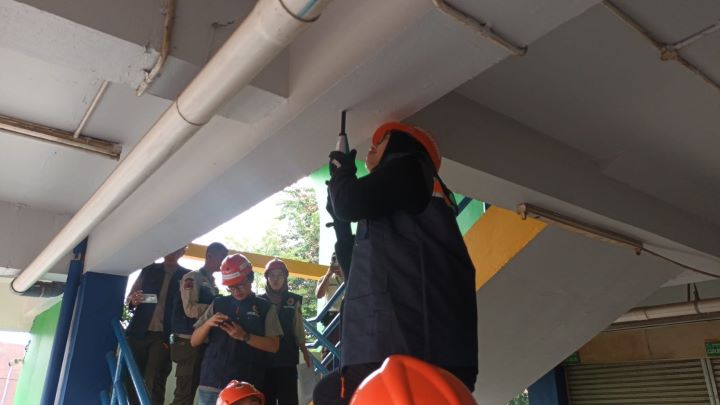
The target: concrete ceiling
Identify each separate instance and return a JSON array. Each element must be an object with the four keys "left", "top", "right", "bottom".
[
  {"left": 1, "top": 0, "right": 720, "bottom": 401},
  {"left": 458, "top": 0, "right": 720, "bottom": 225}
]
